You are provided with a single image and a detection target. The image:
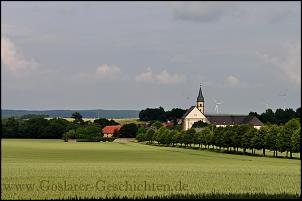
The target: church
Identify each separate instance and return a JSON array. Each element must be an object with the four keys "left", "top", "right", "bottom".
[{"left": 181, "top": 86, "right": 264, "bottom": 131}]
